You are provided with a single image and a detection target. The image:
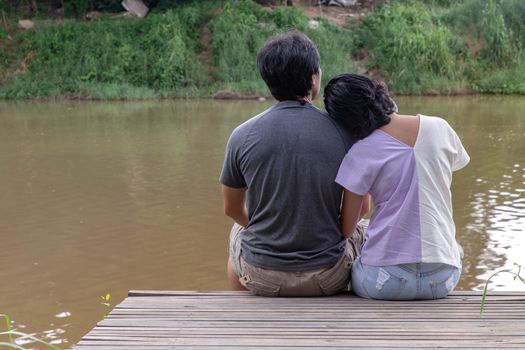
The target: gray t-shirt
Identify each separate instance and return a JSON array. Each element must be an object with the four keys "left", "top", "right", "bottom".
[{"left": 220, "top": 100, "right": 353, "bottom": 271}]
